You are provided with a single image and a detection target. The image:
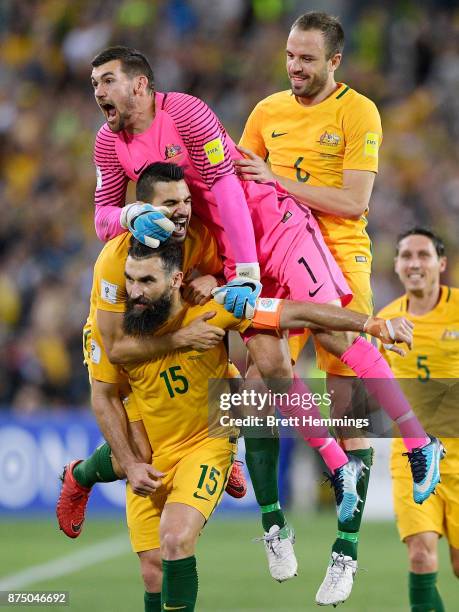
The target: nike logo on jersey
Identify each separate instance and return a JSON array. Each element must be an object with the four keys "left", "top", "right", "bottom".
[
  {"left": 193, "top": 491, "right": 210, "bottom": 501},
  {"left": 309, "top": 283, "right": 324, "bottom": 298},
  {"left": 163, "top": 605, "right": 186, "bottom": 610},
  {"left": 271, "top": 131, "right": 288, "bottom": 138},
  {"left": 133, "top": 161, "right": 148, "bottom": 175}
]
